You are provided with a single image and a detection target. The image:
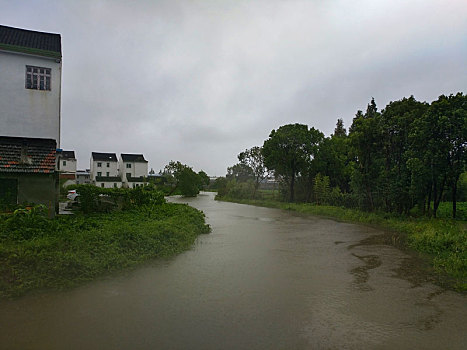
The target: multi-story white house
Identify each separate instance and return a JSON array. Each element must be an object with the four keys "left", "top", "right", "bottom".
[
  {"left": 0, "top": 25, "right": 62, "bottom": 215},
  {"left": 90, "top": 152, "right": 122, "bottom": 188},
  {"left": 0, "top": 25, "right": 62, "bottom": 145},
  {"left": 59, "top": 150, "right": 77, "bottom": 187},
  {"left": 119, "top": 154, "right": 148, "bottom": 188}
]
